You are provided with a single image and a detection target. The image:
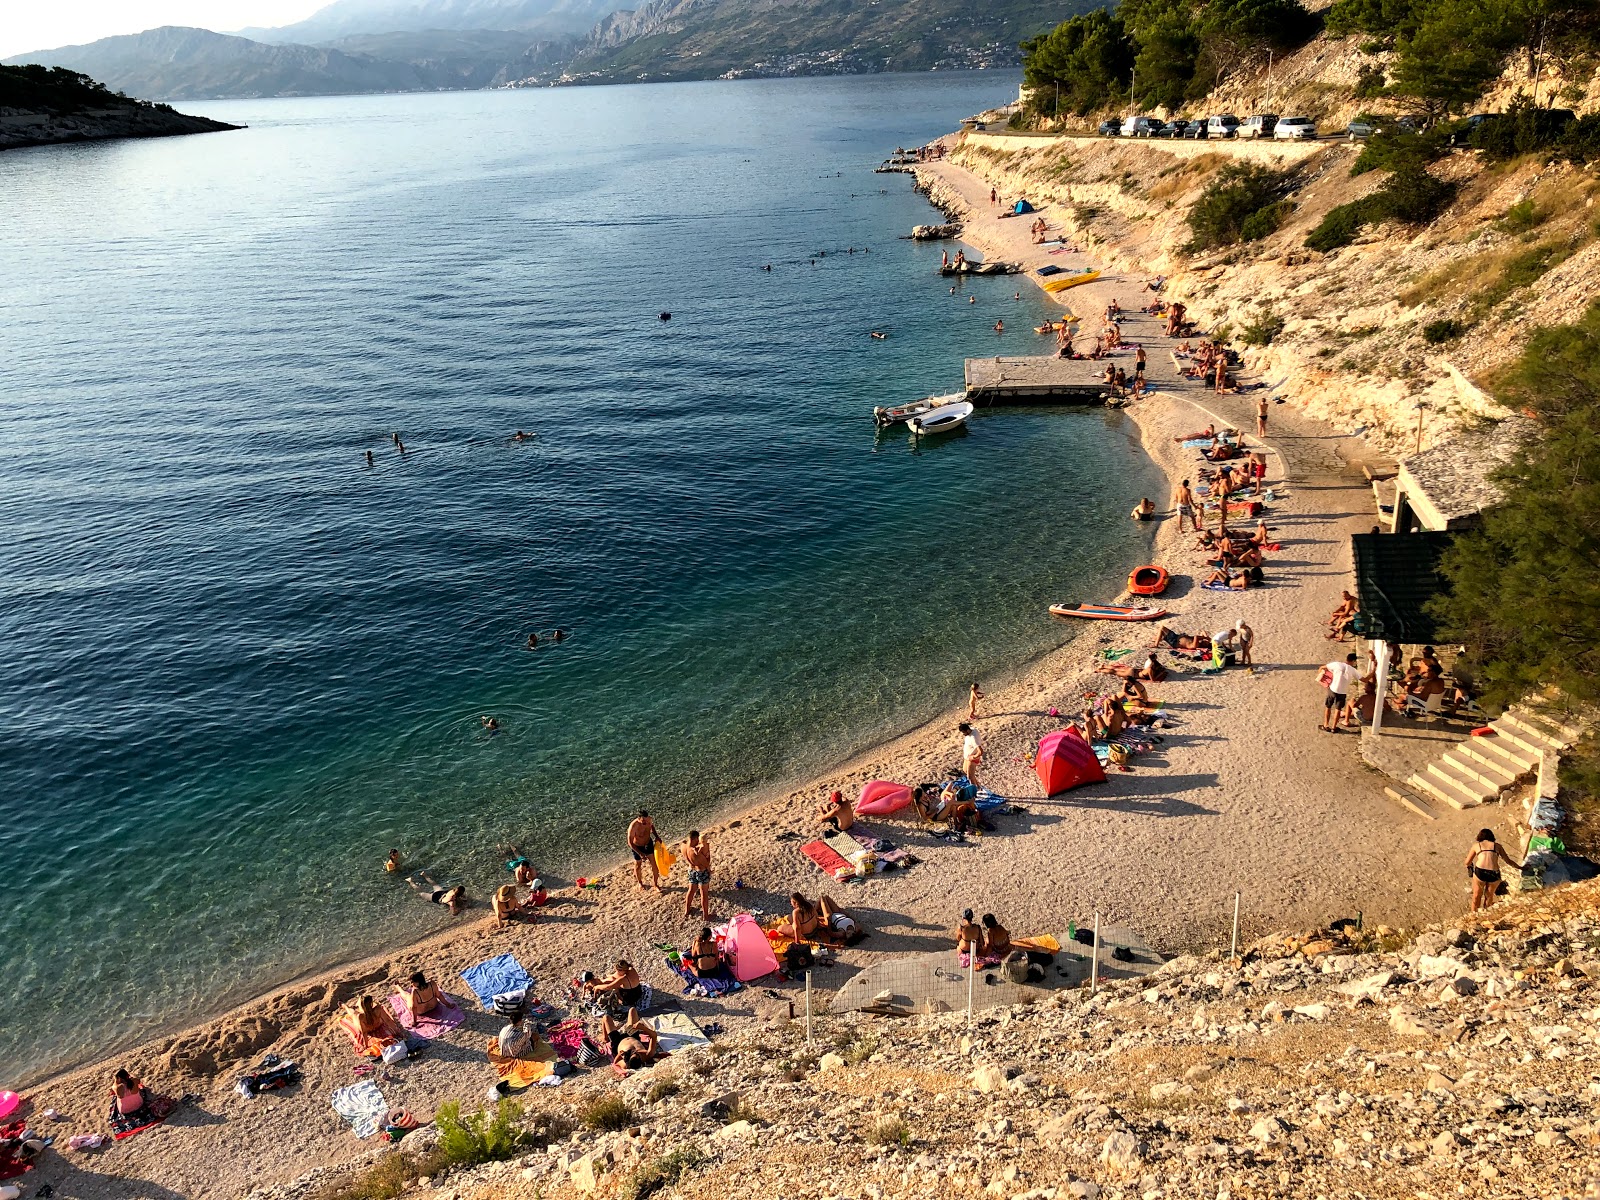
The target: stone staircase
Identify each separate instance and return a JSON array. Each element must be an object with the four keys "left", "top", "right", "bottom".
[{"left": 1405, "top": 706, "right": 1585, "bottom": 811}]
